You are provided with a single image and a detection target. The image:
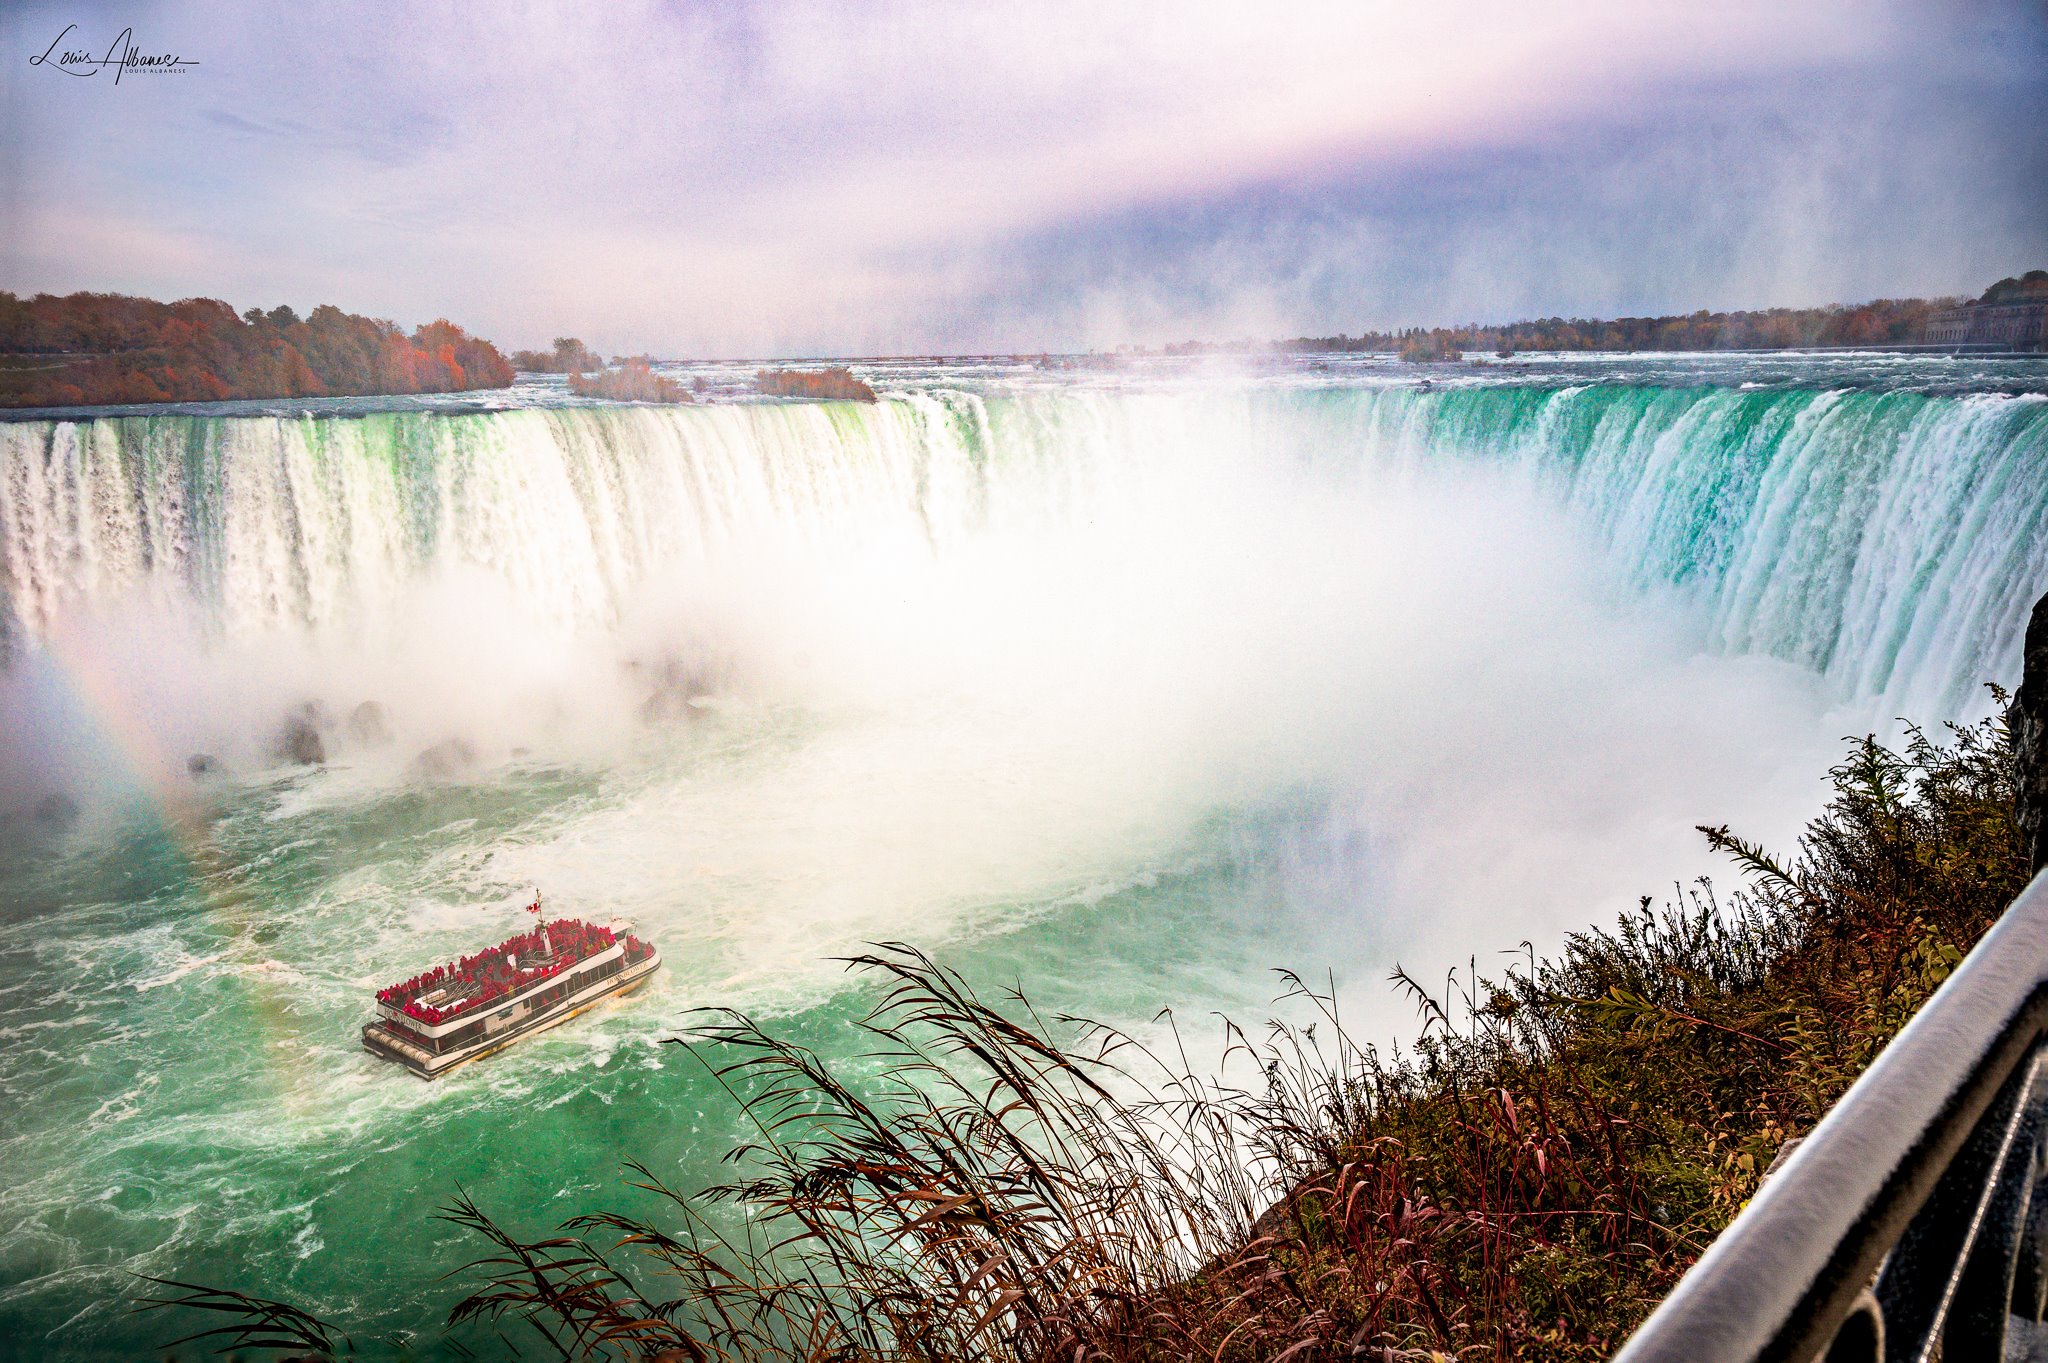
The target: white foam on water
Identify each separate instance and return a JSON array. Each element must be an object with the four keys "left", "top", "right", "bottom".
[{"left": 0, "top": 375, "right": 2042, "bottom": 1358}]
